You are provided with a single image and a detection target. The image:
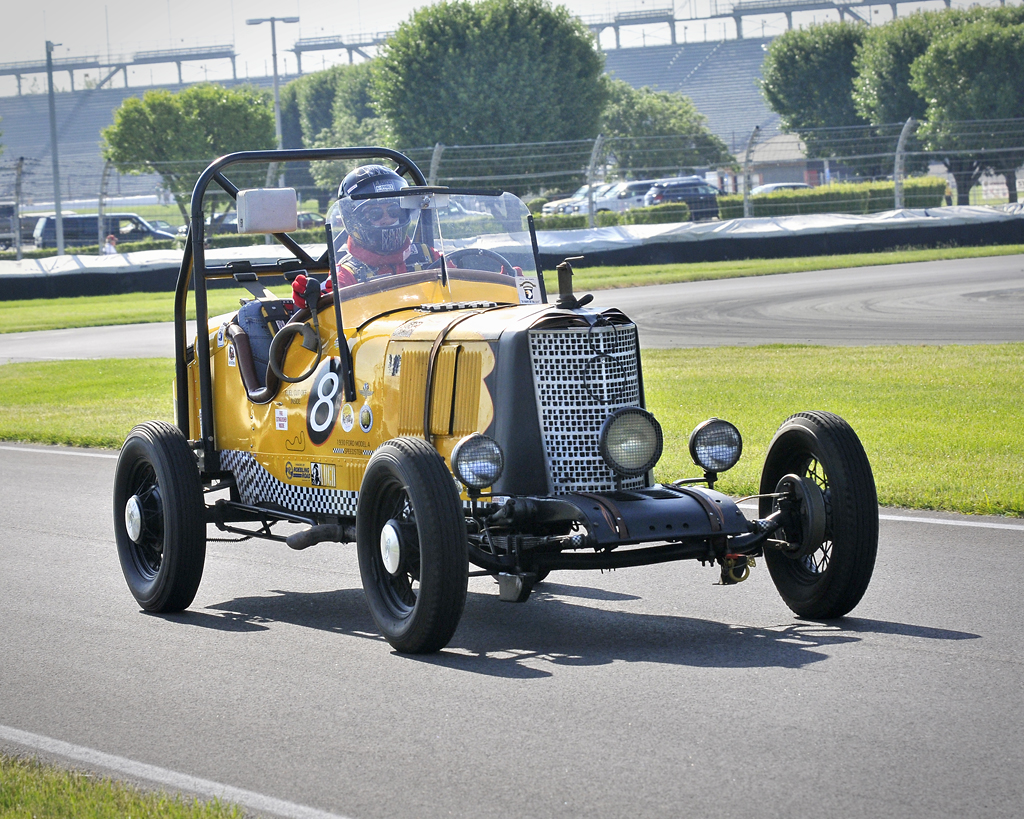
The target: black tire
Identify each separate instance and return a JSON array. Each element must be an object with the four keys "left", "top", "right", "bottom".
[
  {"left": 759, "top": 411, "right": 877, "bottom": 619},
  {"left": 113, "top": 421, "right": 206, "bottom": 612},
  {"left": 356, "top": 438, "right": 469, "bottom": 653}
]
